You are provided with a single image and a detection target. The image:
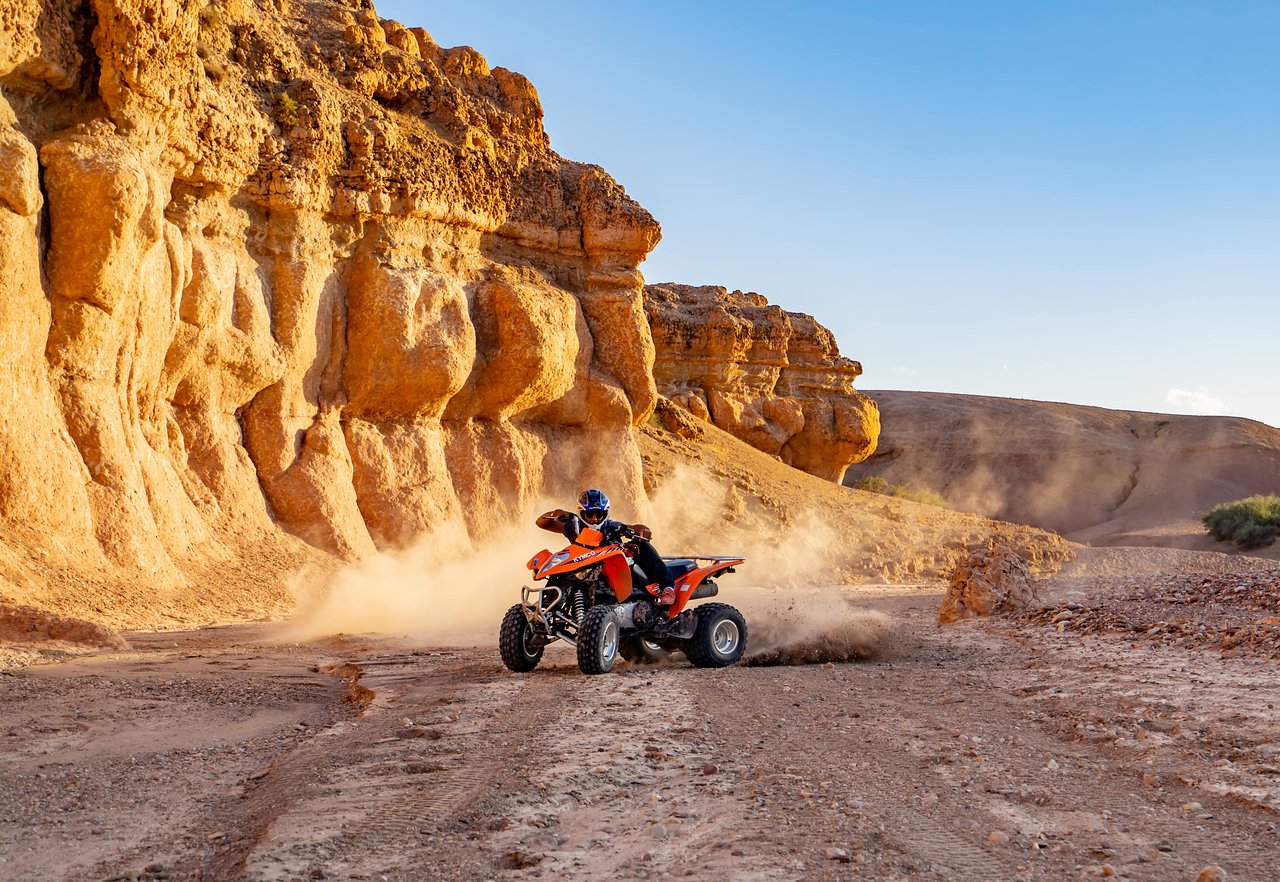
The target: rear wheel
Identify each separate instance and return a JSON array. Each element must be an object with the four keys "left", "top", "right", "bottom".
[
  {"left": 499, "top": 604, "right": 543, "bottom": 672},
  {"left": 619, "top": 636, "right": 673, "bottom": 665},
  {"left": 577, "top": 606, "right": 621, "bottom": 675},
  {"left": 683, "top": 603, "right": 747, "bottom": 668}
]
